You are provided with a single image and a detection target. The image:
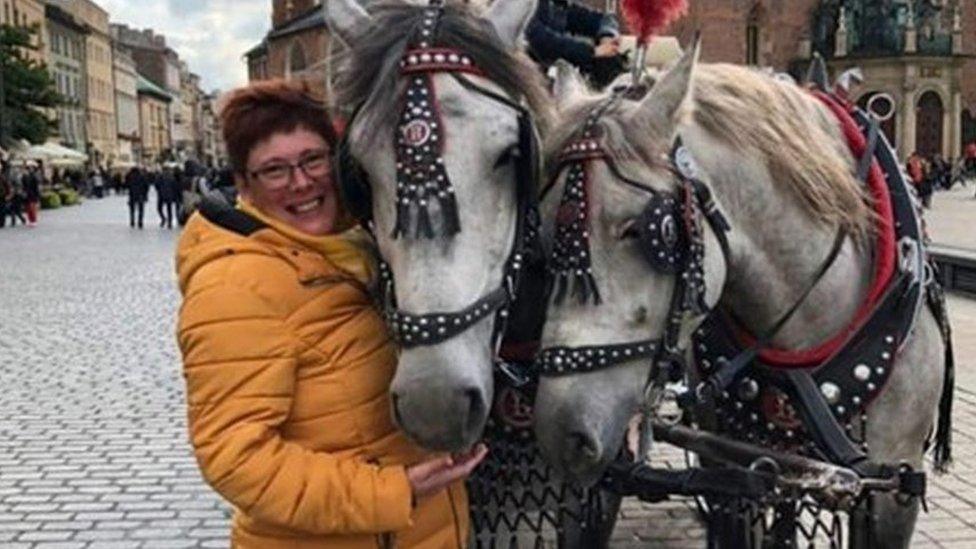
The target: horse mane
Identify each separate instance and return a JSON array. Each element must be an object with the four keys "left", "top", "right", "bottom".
[
  {"left": 692, "top": 64, "right": 873, "bottom": 239},
  {"left": 330, "top": 1, "right": 551, "bottom": 147},
  {"left": 550, "top": 63, "right": 874, "bottom": 240}
]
